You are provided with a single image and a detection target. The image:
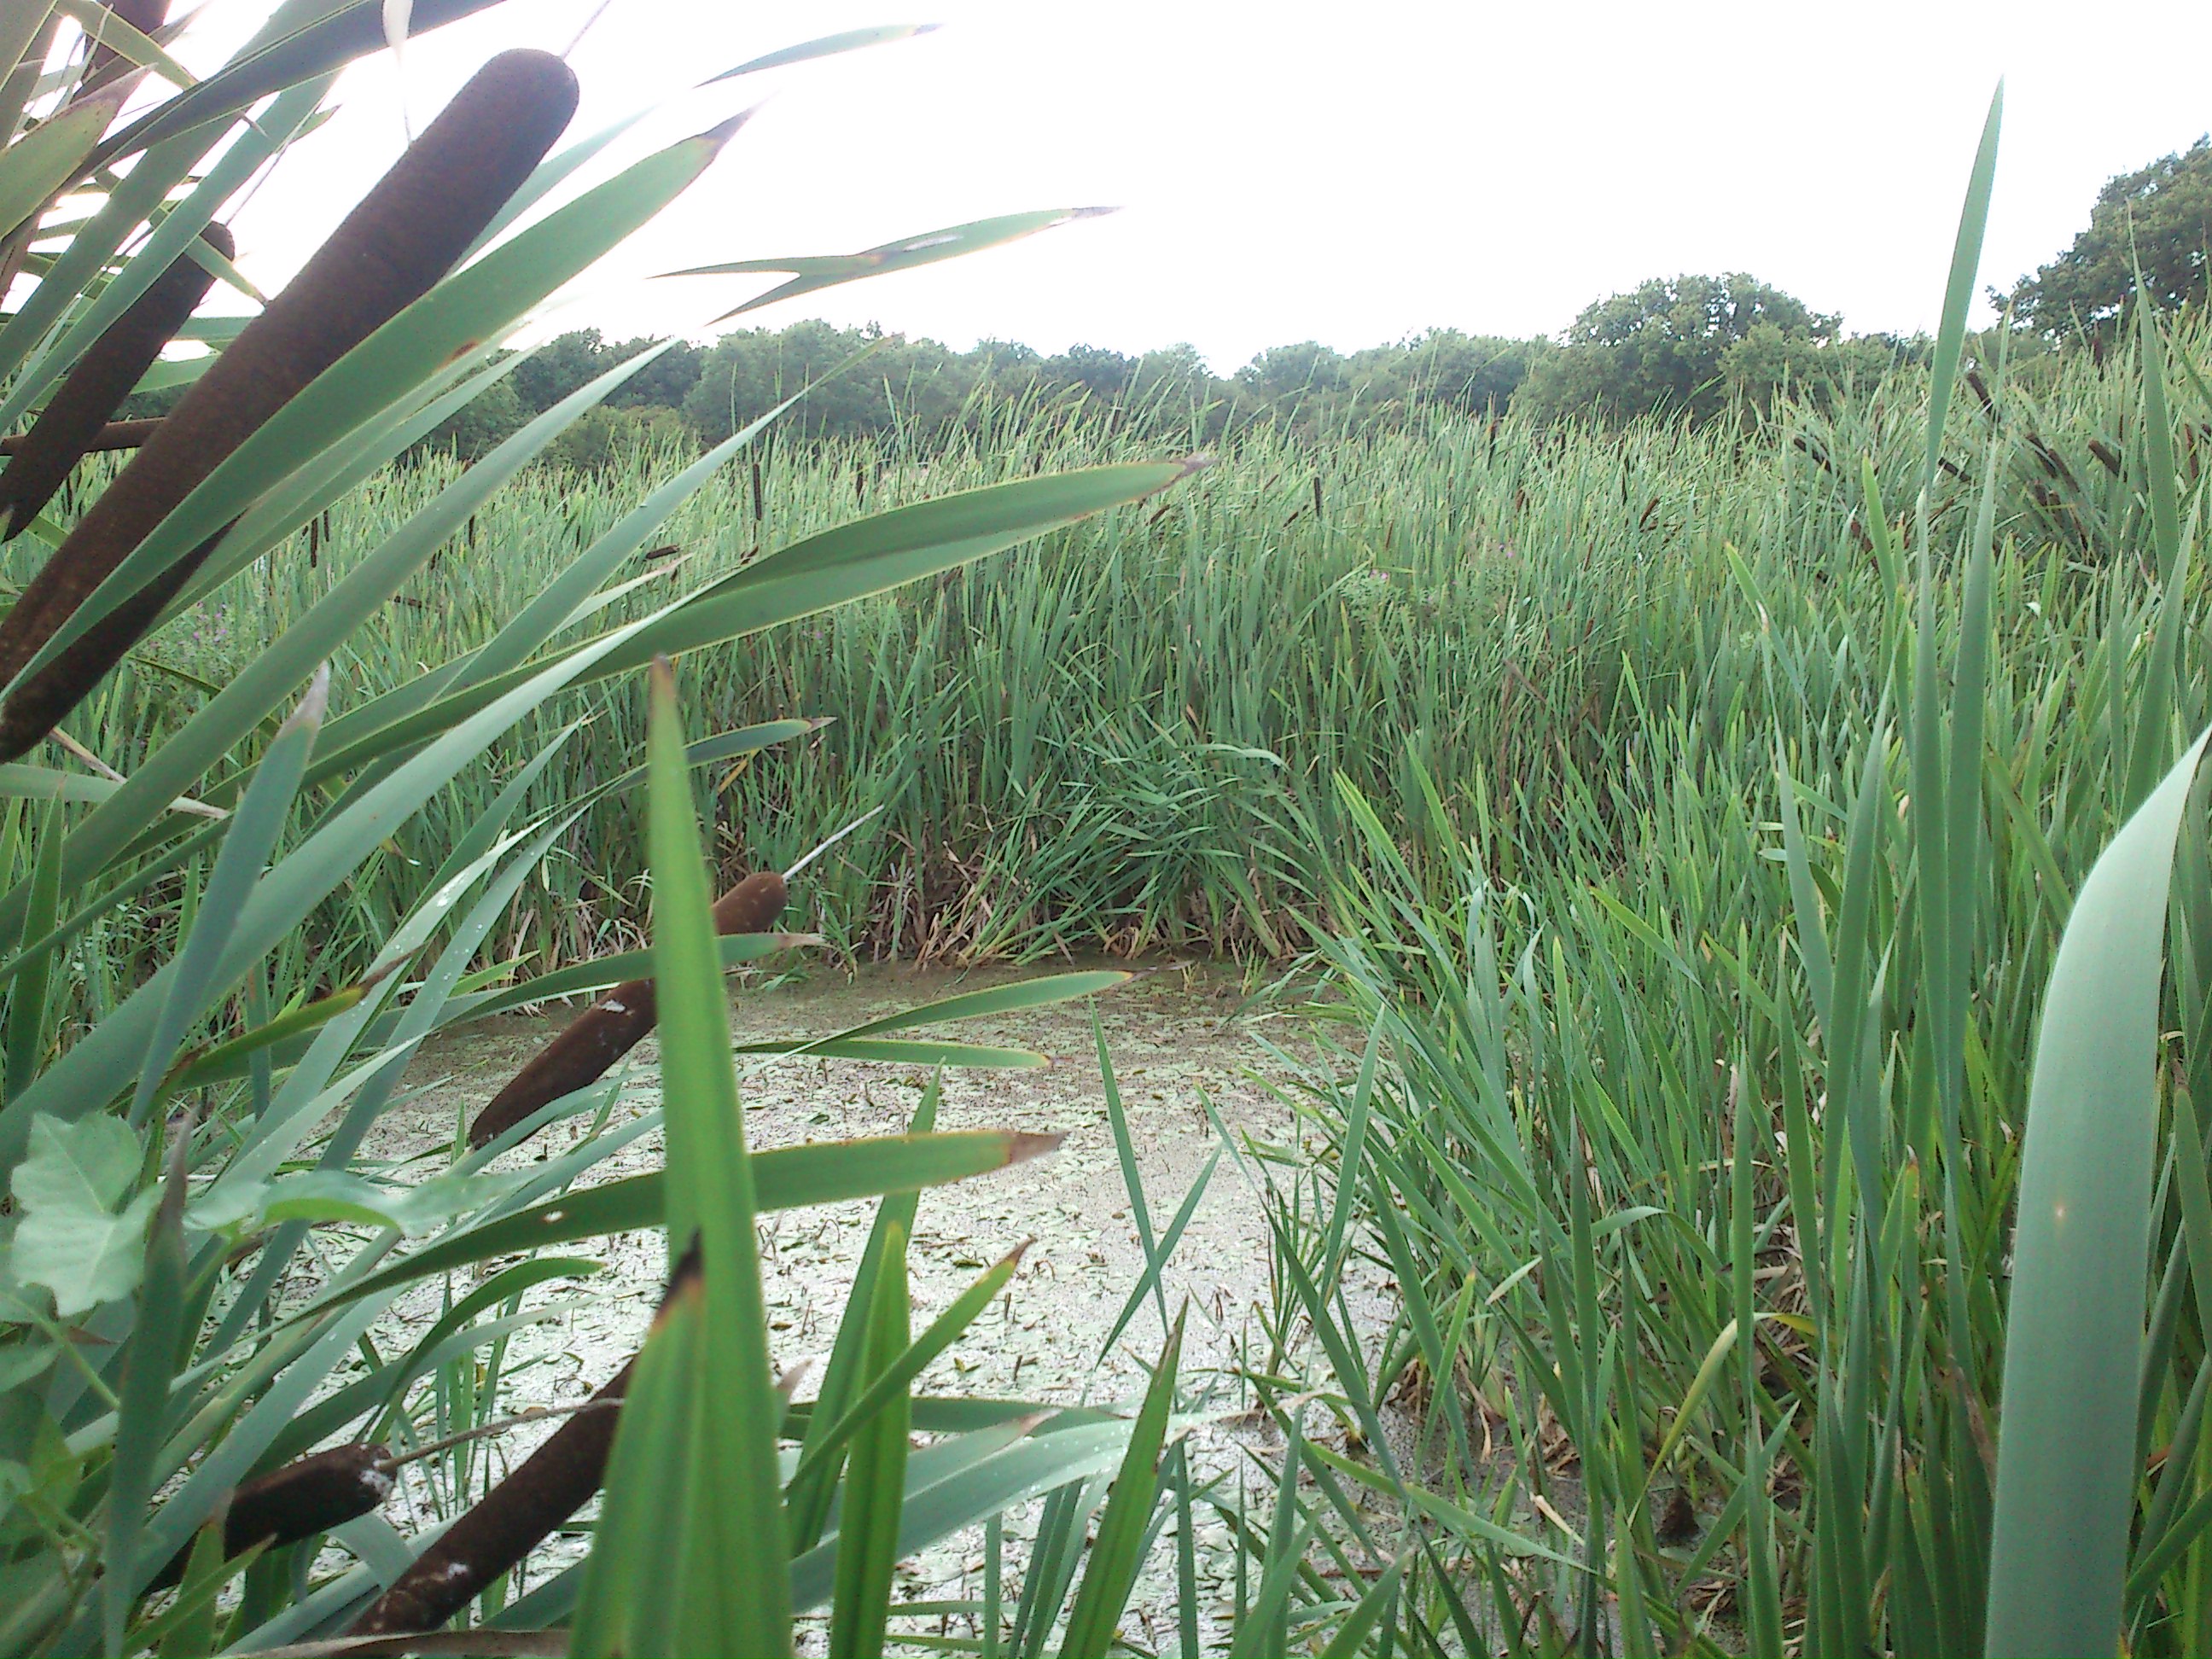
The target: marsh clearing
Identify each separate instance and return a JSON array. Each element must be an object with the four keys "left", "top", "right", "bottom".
[{"left": 352, "top": 958, "right": 1387, "bottom": 1650}]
